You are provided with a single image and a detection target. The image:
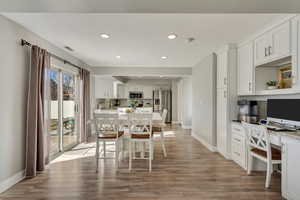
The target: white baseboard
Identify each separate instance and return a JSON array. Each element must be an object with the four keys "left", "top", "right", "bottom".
[
  {"left": 0, "top": 170, "right": 25, "bottom": 193},
  {"left": 191, "top": 132, "right": 217, "bottom": 152},
  {"left": 182, "top": 125, "right": 192, "bottom": 129}
]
